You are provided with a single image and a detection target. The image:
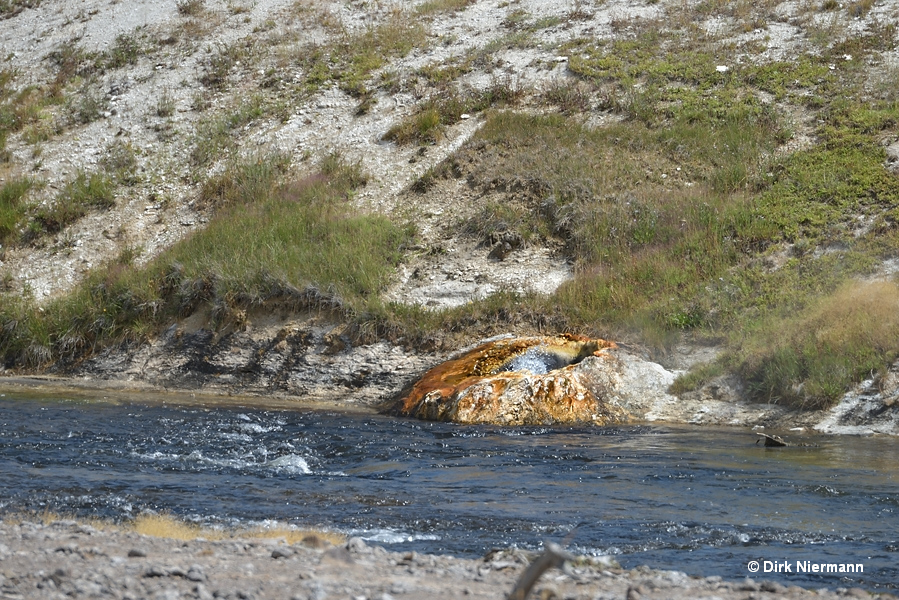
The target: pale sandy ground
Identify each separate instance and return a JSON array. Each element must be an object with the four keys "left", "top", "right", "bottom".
[{"left": 0, "top": 519, "right": 891, "bottom": 600}]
